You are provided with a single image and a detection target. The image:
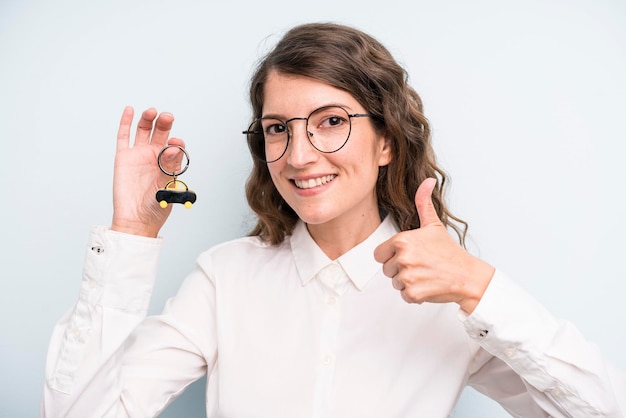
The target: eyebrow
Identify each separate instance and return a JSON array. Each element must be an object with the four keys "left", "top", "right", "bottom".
[{"left": 261, "top": 103, "right": 357, "bottom": 119}]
